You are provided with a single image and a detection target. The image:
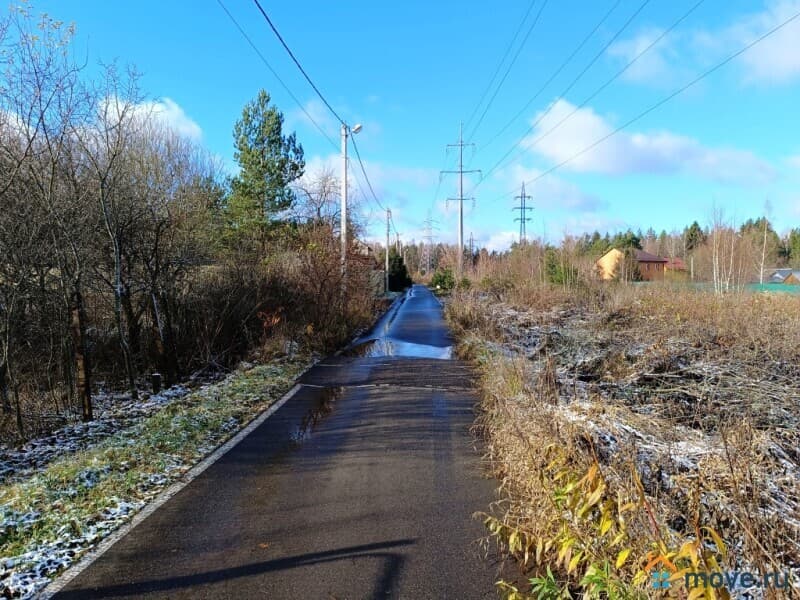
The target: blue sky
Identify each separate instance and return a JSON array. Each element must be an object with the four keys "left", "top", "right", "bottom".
[{"left": 31, "top": 0, "right": 800, "bottom": 250}]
